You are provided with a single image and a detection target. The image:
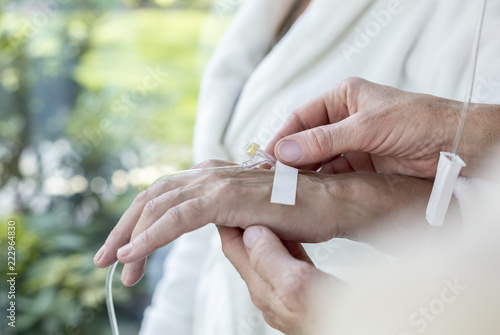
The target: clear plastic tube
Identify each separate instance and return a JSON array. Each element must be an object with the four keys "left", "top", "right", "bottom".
[
  {"left": 106, "top": 143, "right": 275, "bottom": 335},
  {"left": 106, "top": 261, "right": 120, "bottom": 335},
  {"left": 451, "top": 0, "right": 488, "bottom": 155},
  {"left": 425, "top": 0, "right": 487, "bottom": 239},
  {"left": 151, "top": 164, "right": 246, "bottom": 186}
]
